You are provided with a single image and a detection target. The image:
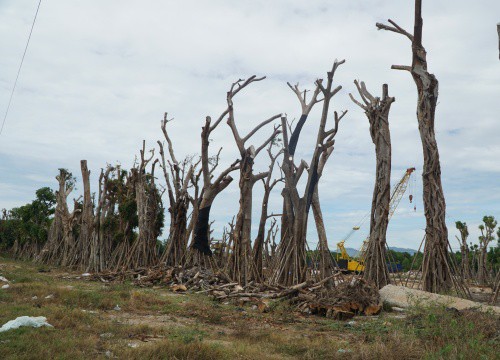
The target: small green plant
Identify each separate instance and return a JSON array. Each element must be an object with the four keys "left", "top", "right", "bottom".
[{"left": 169, "top": 327, "right": 206, "bottom": 344}]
